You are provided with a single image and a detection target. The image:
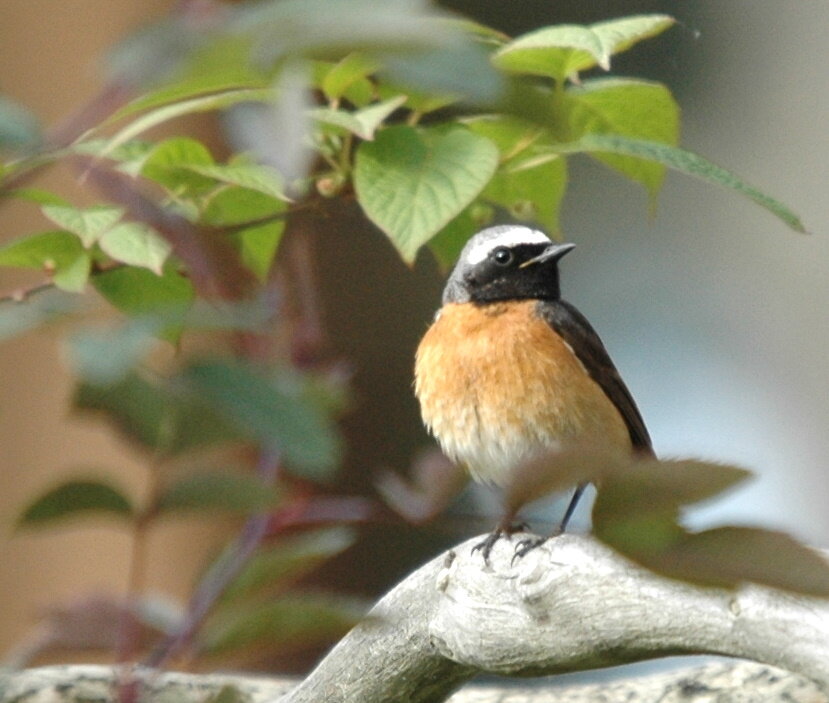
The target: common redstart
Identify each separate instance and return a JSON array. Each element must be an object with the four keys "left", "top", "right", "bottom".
[{"left": 415, "top": 225, "right": 652, "bottom": 560}]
